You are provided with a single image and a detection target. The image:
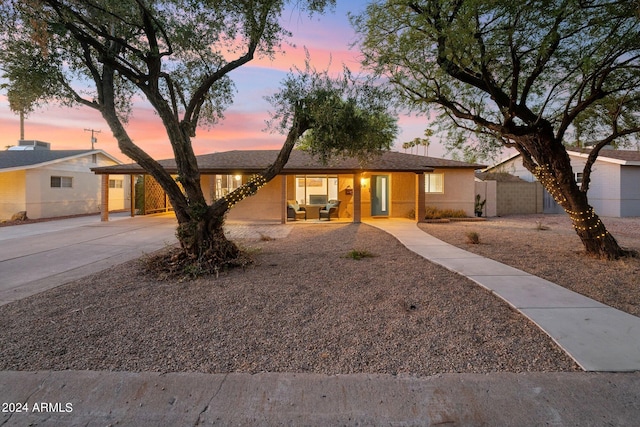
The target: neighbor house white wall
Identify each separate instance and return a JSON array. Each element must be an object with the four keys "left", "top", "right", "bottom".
[
  {"left": 620, "top": 166, "right": 640, "bottom": 217},
  {"left": 21, "top": 152, "right": 126, "bottom": 219},
  {"left": 570, "top": 155, "right": 622, "bottom": 217}
]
